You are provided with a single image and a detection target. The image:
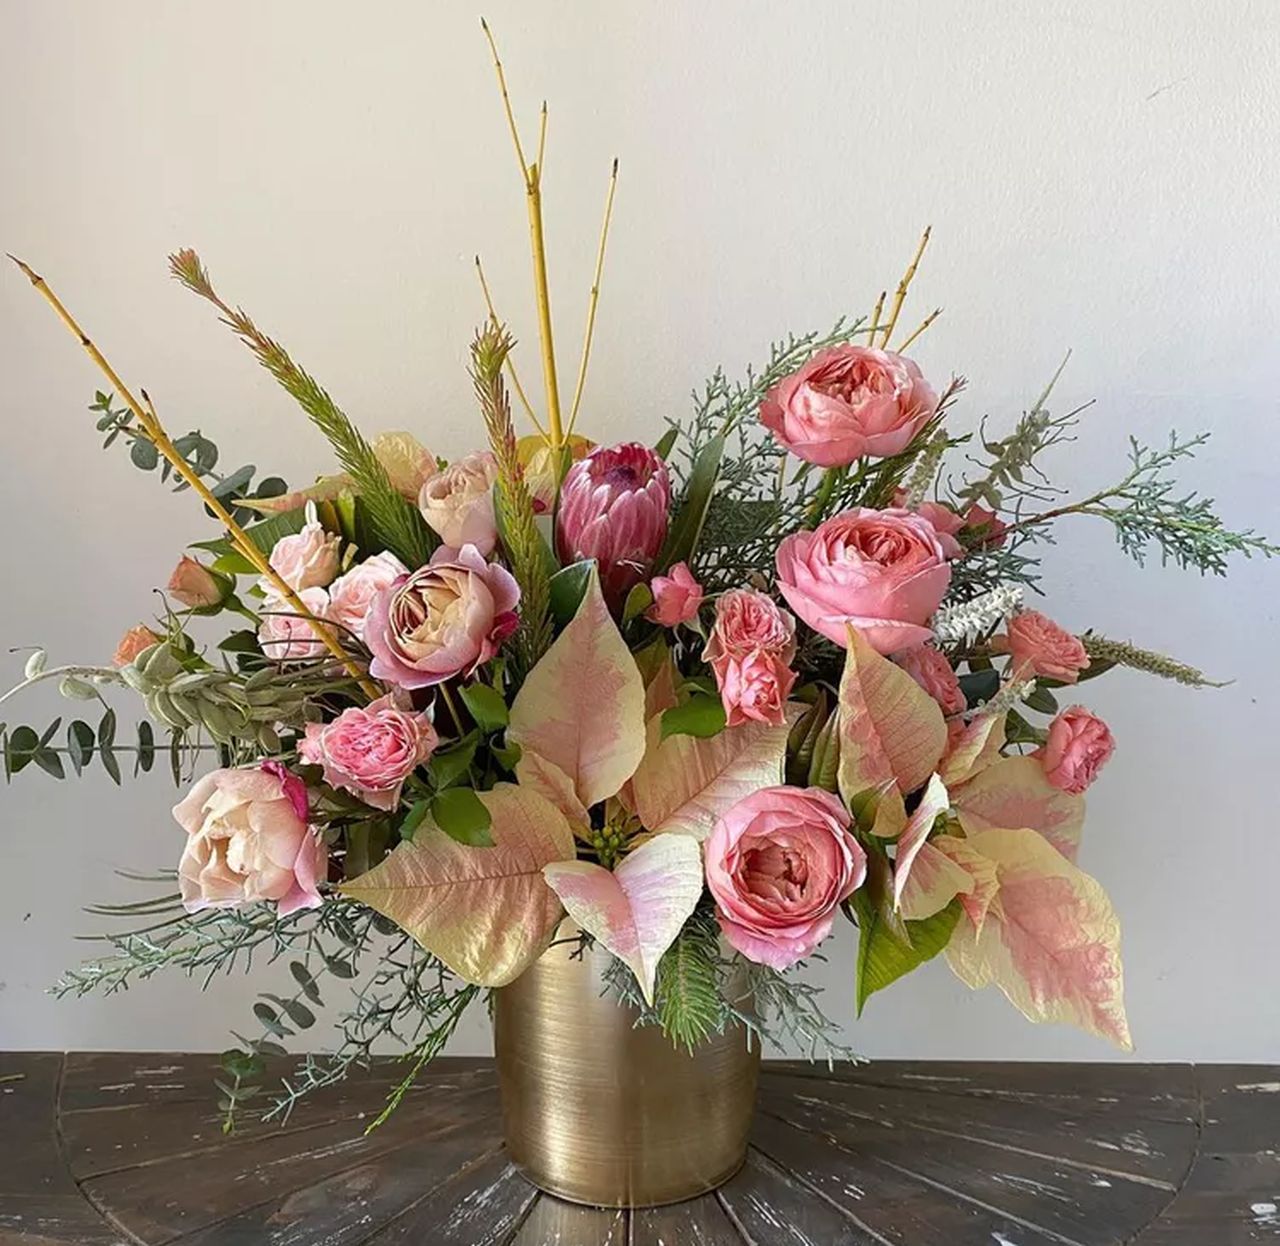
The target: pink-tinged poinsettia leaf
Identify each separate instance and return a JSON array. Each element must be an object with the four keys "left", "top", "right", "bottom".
[
  {"left": 628, "top": 713, "right": 795, "bottom": 841},
  {"left": 944, "top": 827, "right": 1132, "bottom": 1050},
  {"left": 543, "top": 832, "right": 703, "bottom": 1005},
  {"left": 898, "top": 841, "right": 975, "bottom": 922},
  {"left": 952, "top": 755, "right": 1085, "bottom": 861},
  {"left": 891, "top": 773, "right": 952, "bottom": 913},
  {"left": 938, "top": 712, "right": 1007, "bottom": 787},
  {"left": 932, "top": 833, "right": 1000, "bottom": 934},
  {"left": 837, "top": 624, "right": 947, "bottom": 807},
  {"left": 517, "top": 751, "right": 591, "bottom": 838},
  {"left": 340, "top": 784, "right": 576, "bottom": 987},
  {"left": 509, "top": 569, "right": 646, "bottom": 810}
]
